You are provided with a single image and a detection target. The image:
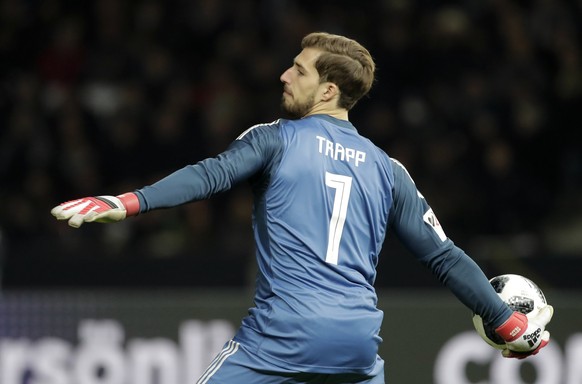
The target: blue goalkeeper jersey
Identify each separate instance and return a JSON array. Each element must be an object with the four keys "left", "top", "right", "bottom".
[{"left": 135, "top": 114, "right": 512, "bottom": 373}]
